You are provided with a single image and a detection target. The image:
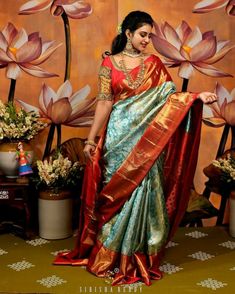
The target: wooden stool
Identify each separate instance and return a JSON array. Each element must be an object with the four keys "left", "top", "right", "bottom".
[{"left": 0, "top": 176, "right": 36, "bottom": 239}]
